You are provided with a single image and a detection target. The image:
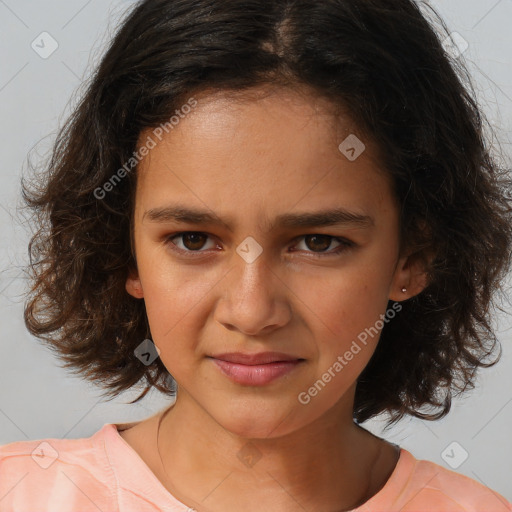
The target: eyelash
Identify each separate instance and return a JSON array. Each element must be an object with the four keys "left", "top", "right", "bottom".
[{"left": 164, "top": 232, "right": 354, "bottom": 259}]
